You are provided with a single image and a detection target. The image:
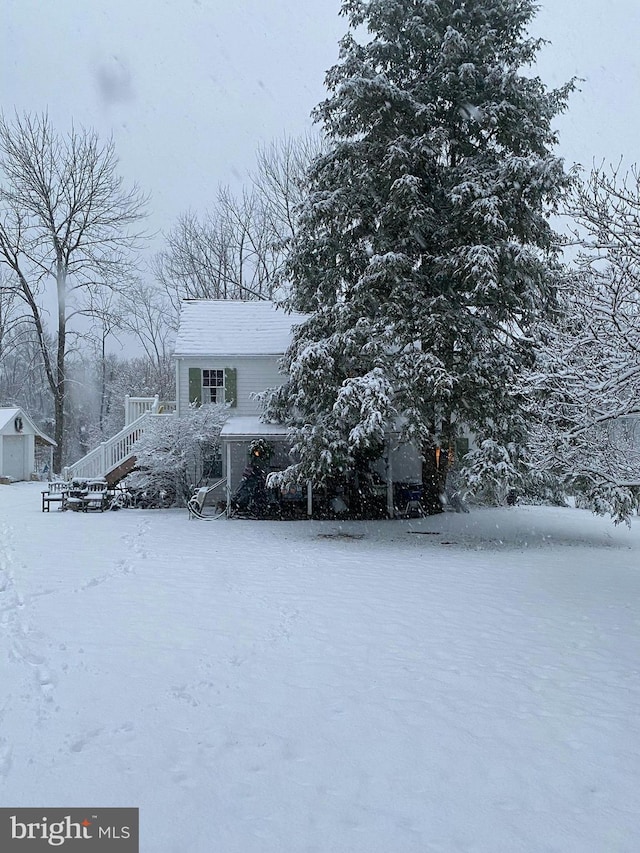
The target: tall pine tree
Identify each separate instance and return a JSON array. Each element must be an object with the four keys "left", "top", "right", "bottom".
[{"left": 267, "top": 0, "right": 574, "bottom": 508}]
